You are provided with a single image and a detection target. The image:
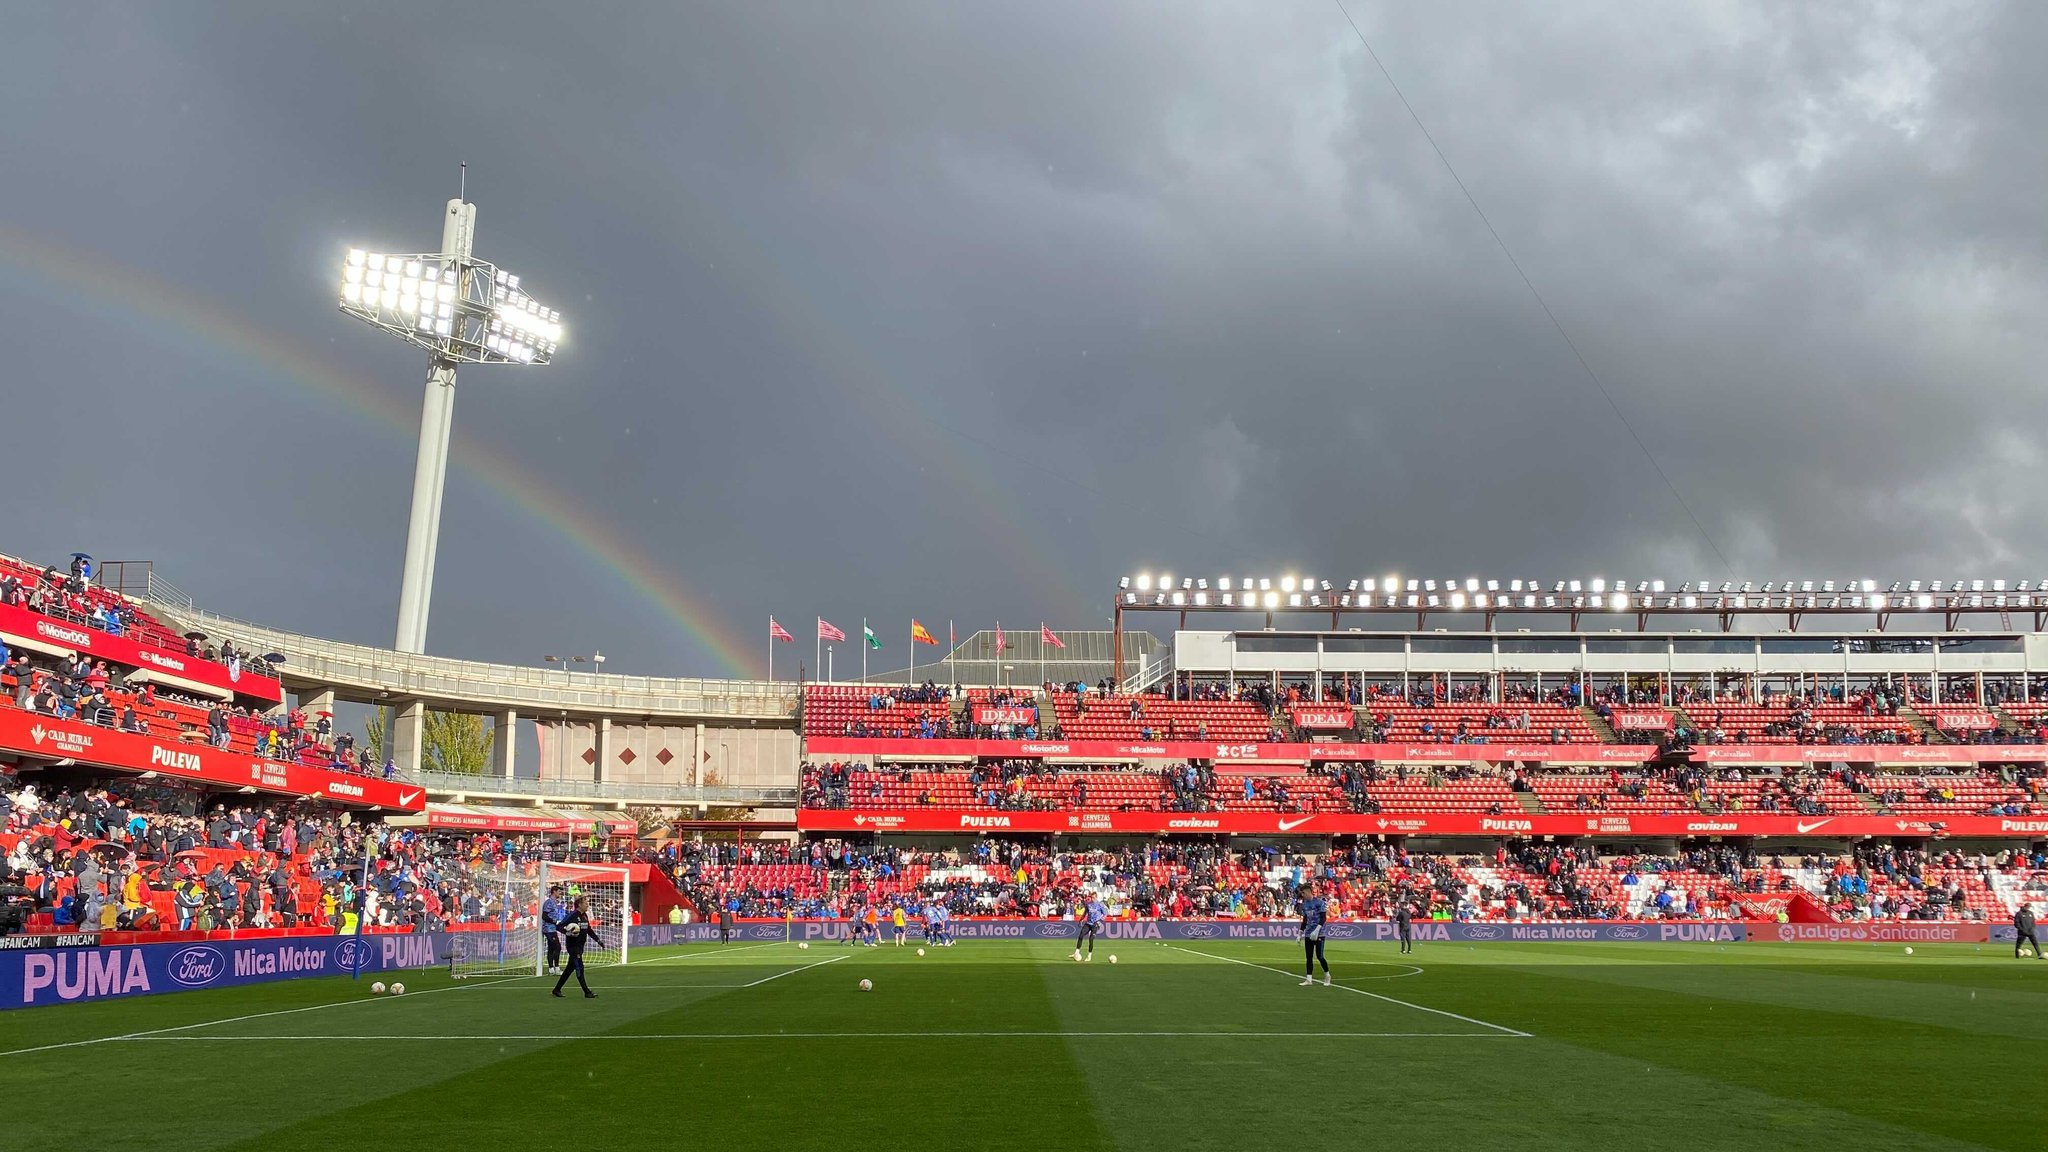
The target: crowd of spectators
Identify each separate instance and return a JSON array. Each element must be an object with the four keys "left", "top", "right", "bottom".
[
  {"left": 650, "top": 833, "right": 2048, "bottom": 925},
  {"left": 0, "top": 775, "right": 634, "bottom": 937}
]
